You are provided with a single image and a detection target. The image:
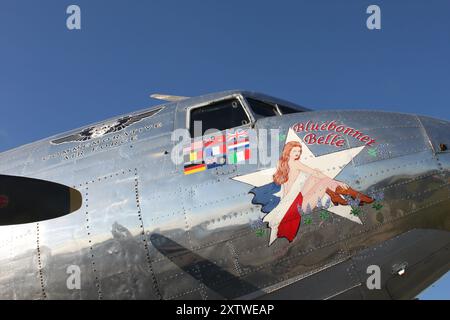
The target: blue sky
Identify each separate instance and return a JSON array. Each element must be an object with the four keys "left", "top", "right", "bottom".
[{"left": 0, "top": 1, "right": 448, "bottom": 299}]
